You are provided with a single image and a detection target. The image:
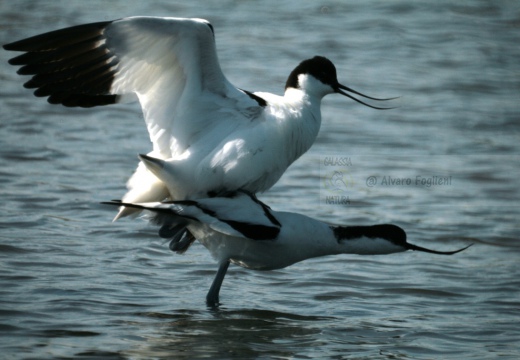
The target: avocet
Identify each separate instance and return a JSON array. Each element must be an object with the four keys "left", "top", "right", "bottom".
[
  {"left": 103, "top": 191, "right": 471, "bottom": 306},
  {"left": 4, "top": 17, "right": 395, "bottom": 220}
]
